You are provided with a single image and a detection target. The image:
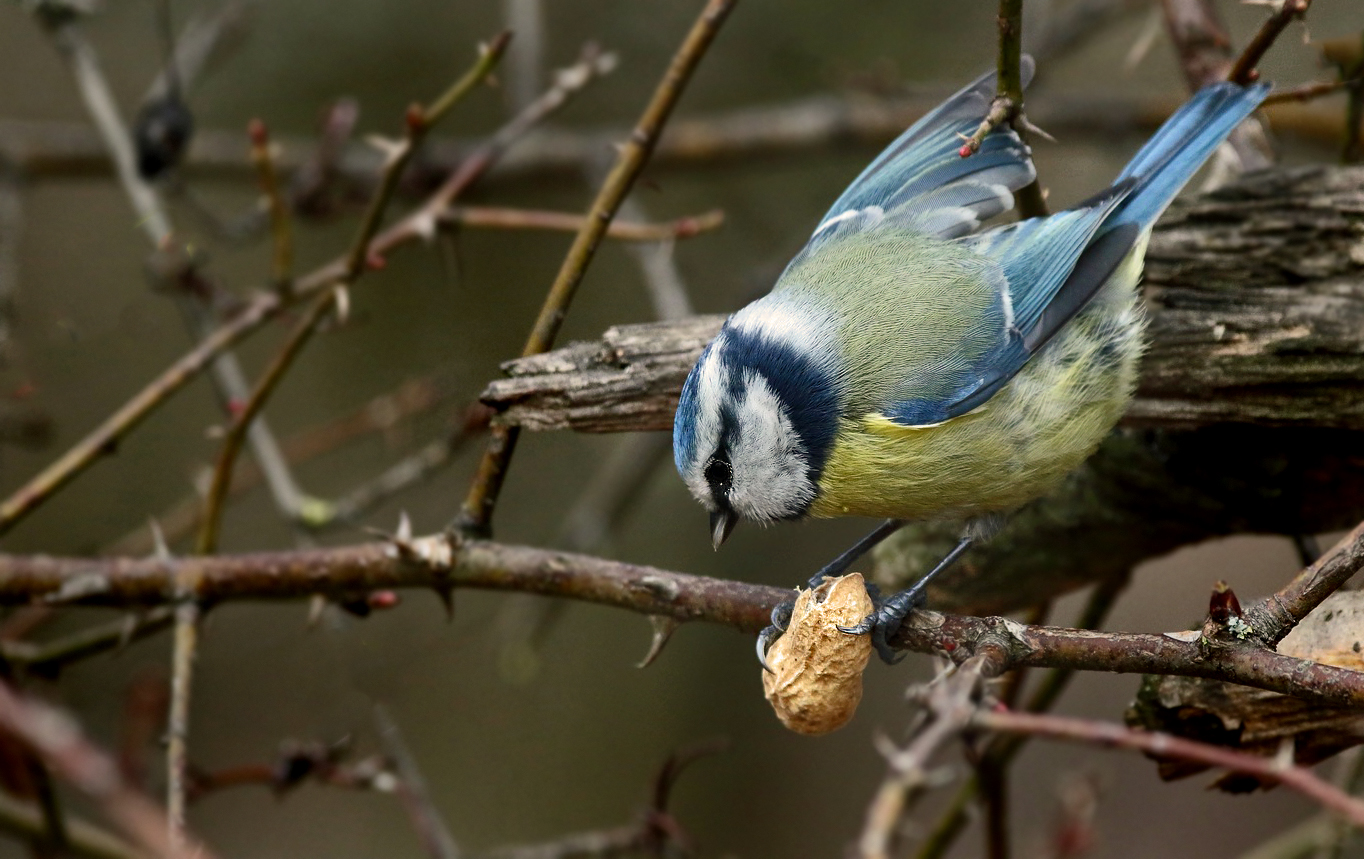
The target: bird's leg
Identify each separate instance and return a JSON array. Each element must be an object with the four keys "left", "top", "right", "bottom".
[
  {"left": 839, "top": 534, "right": 975, "bottom": 664},
  {"left": 757, "top": 518, "right": 907, "bottom": 670},
  {"left": 805, "top": 518, "right": 908, "bottom": 589}
]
